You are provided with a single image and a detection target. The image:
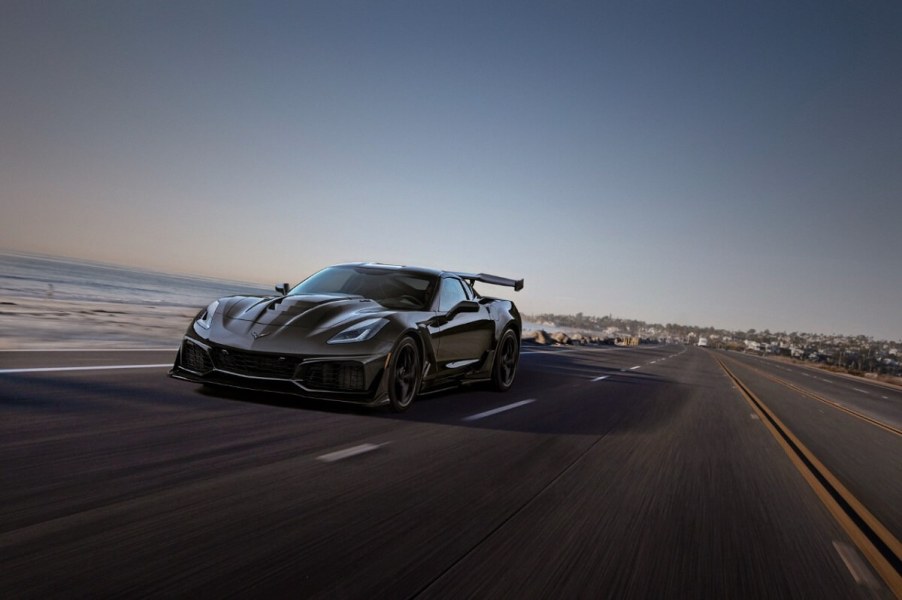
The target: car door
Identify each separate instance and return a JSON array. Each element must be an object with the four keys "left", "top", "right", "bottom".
[{"left": 429, "top": 276, "right": 495, "bottom": 377}]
